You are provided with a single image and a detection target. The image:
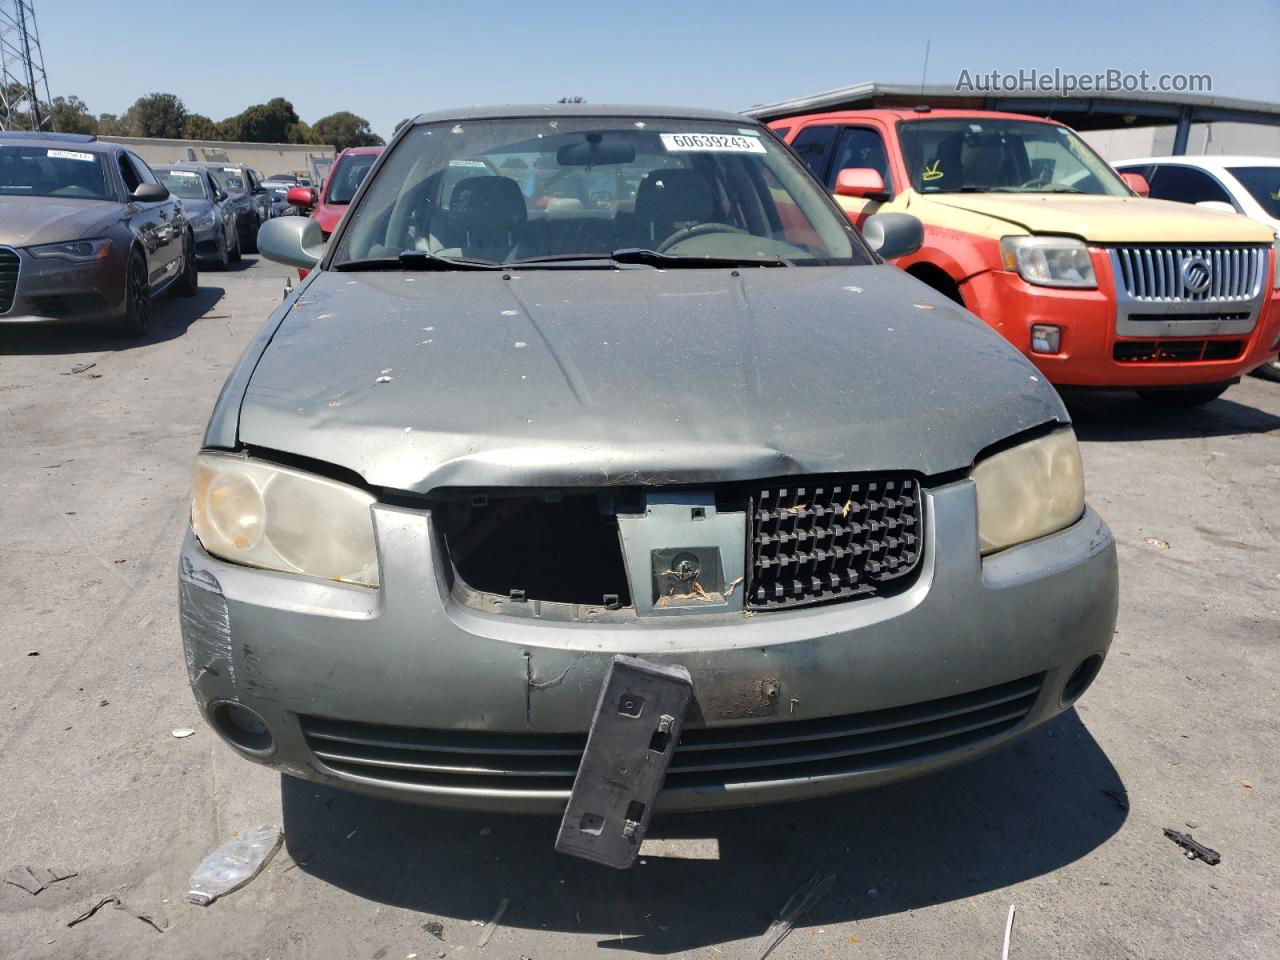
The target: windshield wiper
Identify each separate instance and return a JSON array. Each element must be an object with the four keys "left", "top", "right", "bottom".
[
  {"left": 608, "top": 248, "right": 790, "bottom": 268},
  {"left": 334, "top": 250, "right": 503, "bottom": 272}
]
